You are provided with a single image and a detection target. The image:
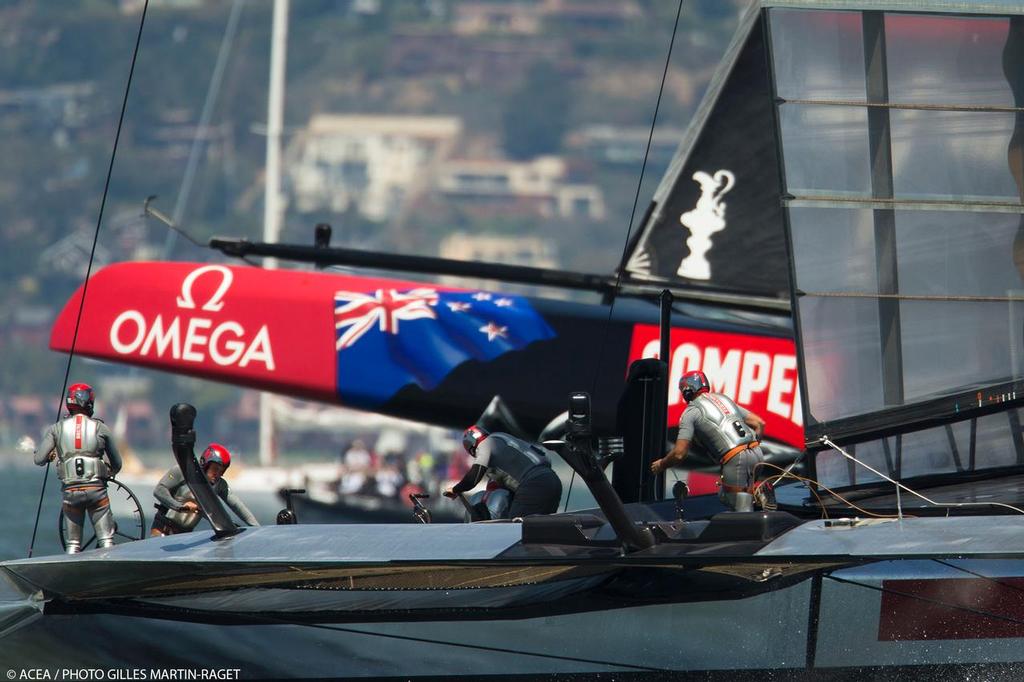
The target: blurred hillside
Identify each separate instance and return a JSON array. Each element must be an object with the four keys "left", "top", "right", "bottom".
[{"left": 0, "top": 0, "right": 745, "bottom": 455}]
